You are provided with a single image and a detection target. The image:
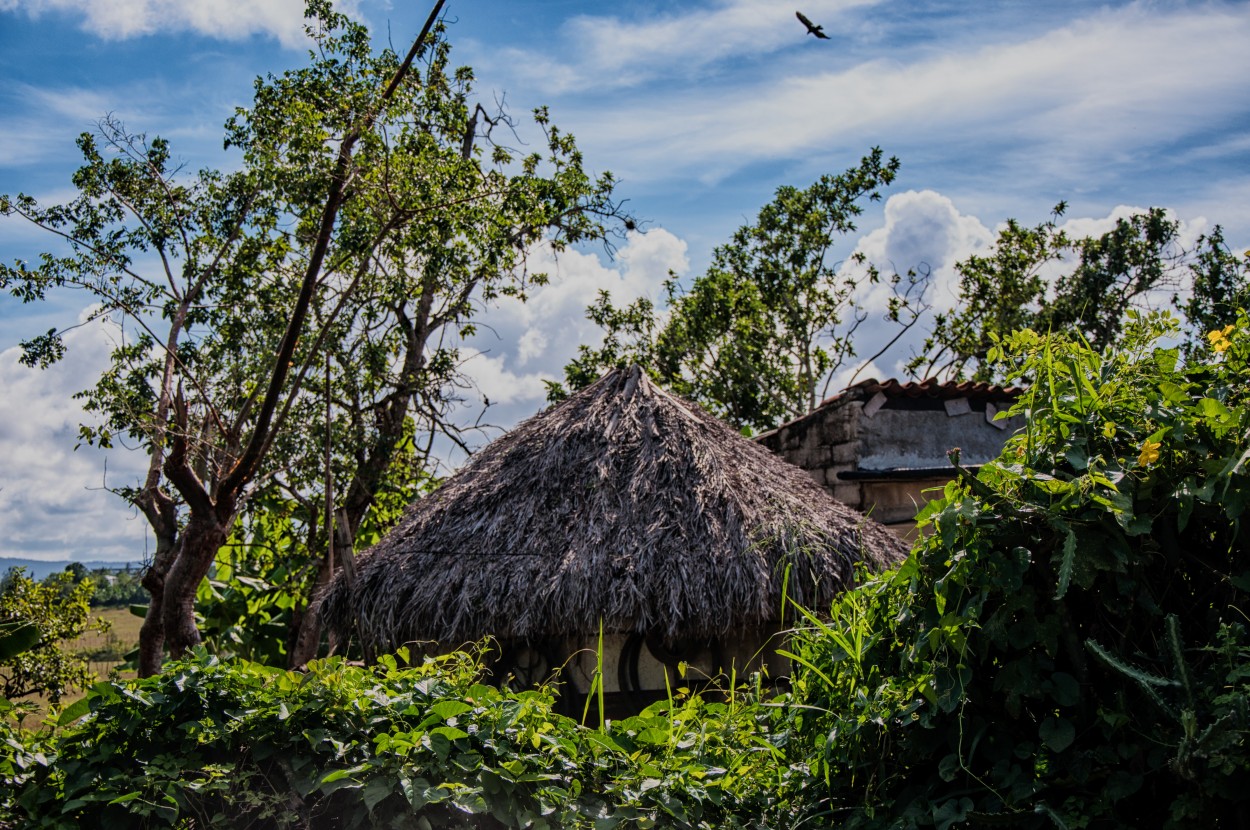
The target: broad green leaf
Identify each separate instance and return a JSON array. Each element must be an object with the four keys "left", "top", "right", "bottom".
[
  {"left": 1039, "top": 717, "right": 1075, "bottom": 753},
  {"left": 429, "top": 700, "right": 473, "bottom": 721}
]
